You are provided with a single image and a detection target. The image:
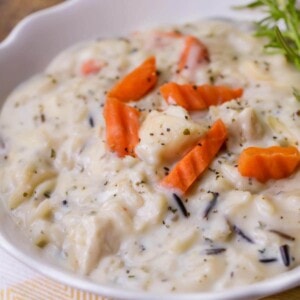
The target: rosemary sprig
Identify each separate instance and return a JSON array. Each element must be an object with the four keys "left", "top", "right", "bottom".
[{"left": 238, "top": 0, "right": 300, "bottom": 69}]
